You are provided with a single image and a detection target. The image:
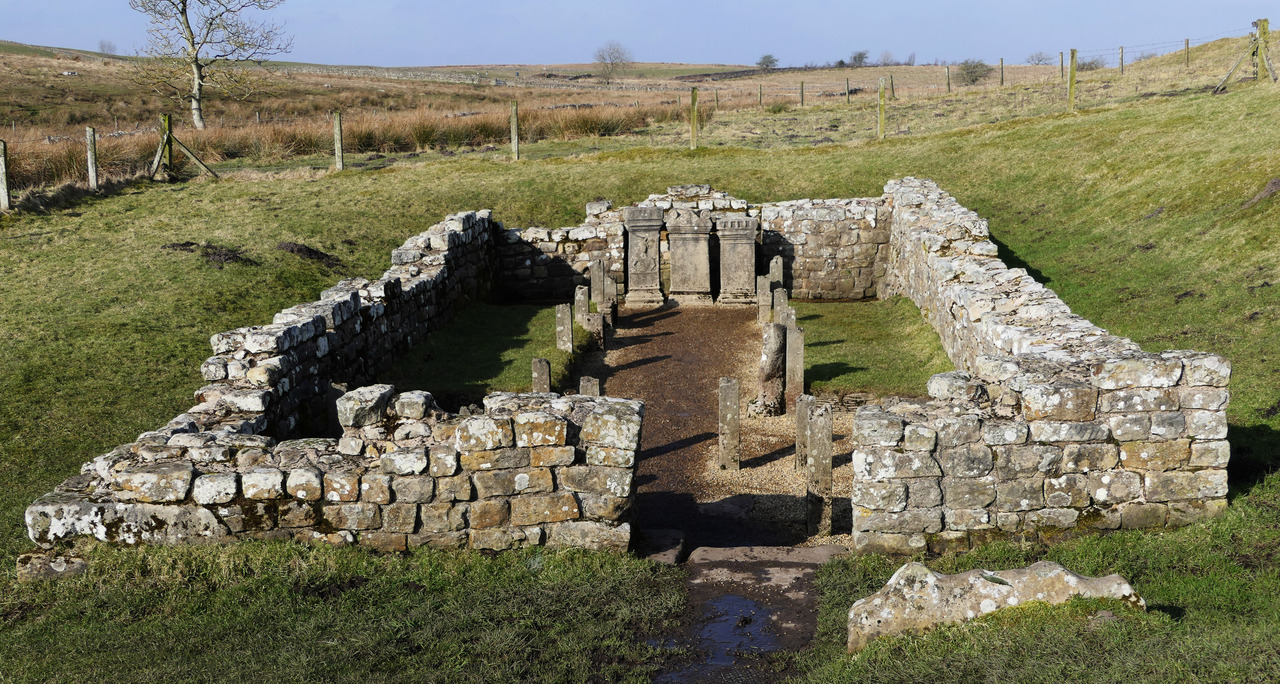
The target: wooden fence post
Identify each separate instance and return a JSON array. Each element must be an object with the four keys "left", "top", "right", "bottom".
[
  {"left": 1185, "top": 39, "right": 1190, "bottom": 67},
  {"left": 877, "top": 77, "right": 886, "bottom": 139},
  {"left": 161, "top": 114, "right": 172, "bottom": 174},
  {"left": 889, "top": 74, "right": 895, "bottom": 99},
  {"left": 0, "top": 140, "right": 10, "bottom": 211},
  {"left": 714, "top": 89, "right": 719, "bottom": 108},
  {"left": 1068, "top": 49, "right": 1078, "bottom": 112},
  {"left": 86, "top": 127, "right": 98, "bottom": 191},
  {"left": 1120, "top": 46, "right": 1125, "bottom": 75},
  {"left": 332, "top": 111, "right": 344, "bottom": 171},
  {"left": 1000, "top": 57, "right": 1005, "bottom": 85},
  {"left": 1060, "top": 51, "right": 1065, "bottom": 80},
  {"left": 800, "top": 80, "right": 805, "bottom": 106},
  {"left": 1257, "top": 19, "right": 1274, "bottom": 83},
  {"left": 255, "top": 111, "right": 261, "bottom": 125},
  {"left": 758, "top": 83, "right": 763, "bottom": 108},
  {"left": 510, "top": 101, "right": 519, "bottom": 160},
  {"left": 690, "top": 87, "right": 698, "bottom": 150},
  {"left": 946, "top": 65, "right": 951, "bottom": 93},
  {"left": 846, "top": 77, "right": 851, "bottom": 104}
]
